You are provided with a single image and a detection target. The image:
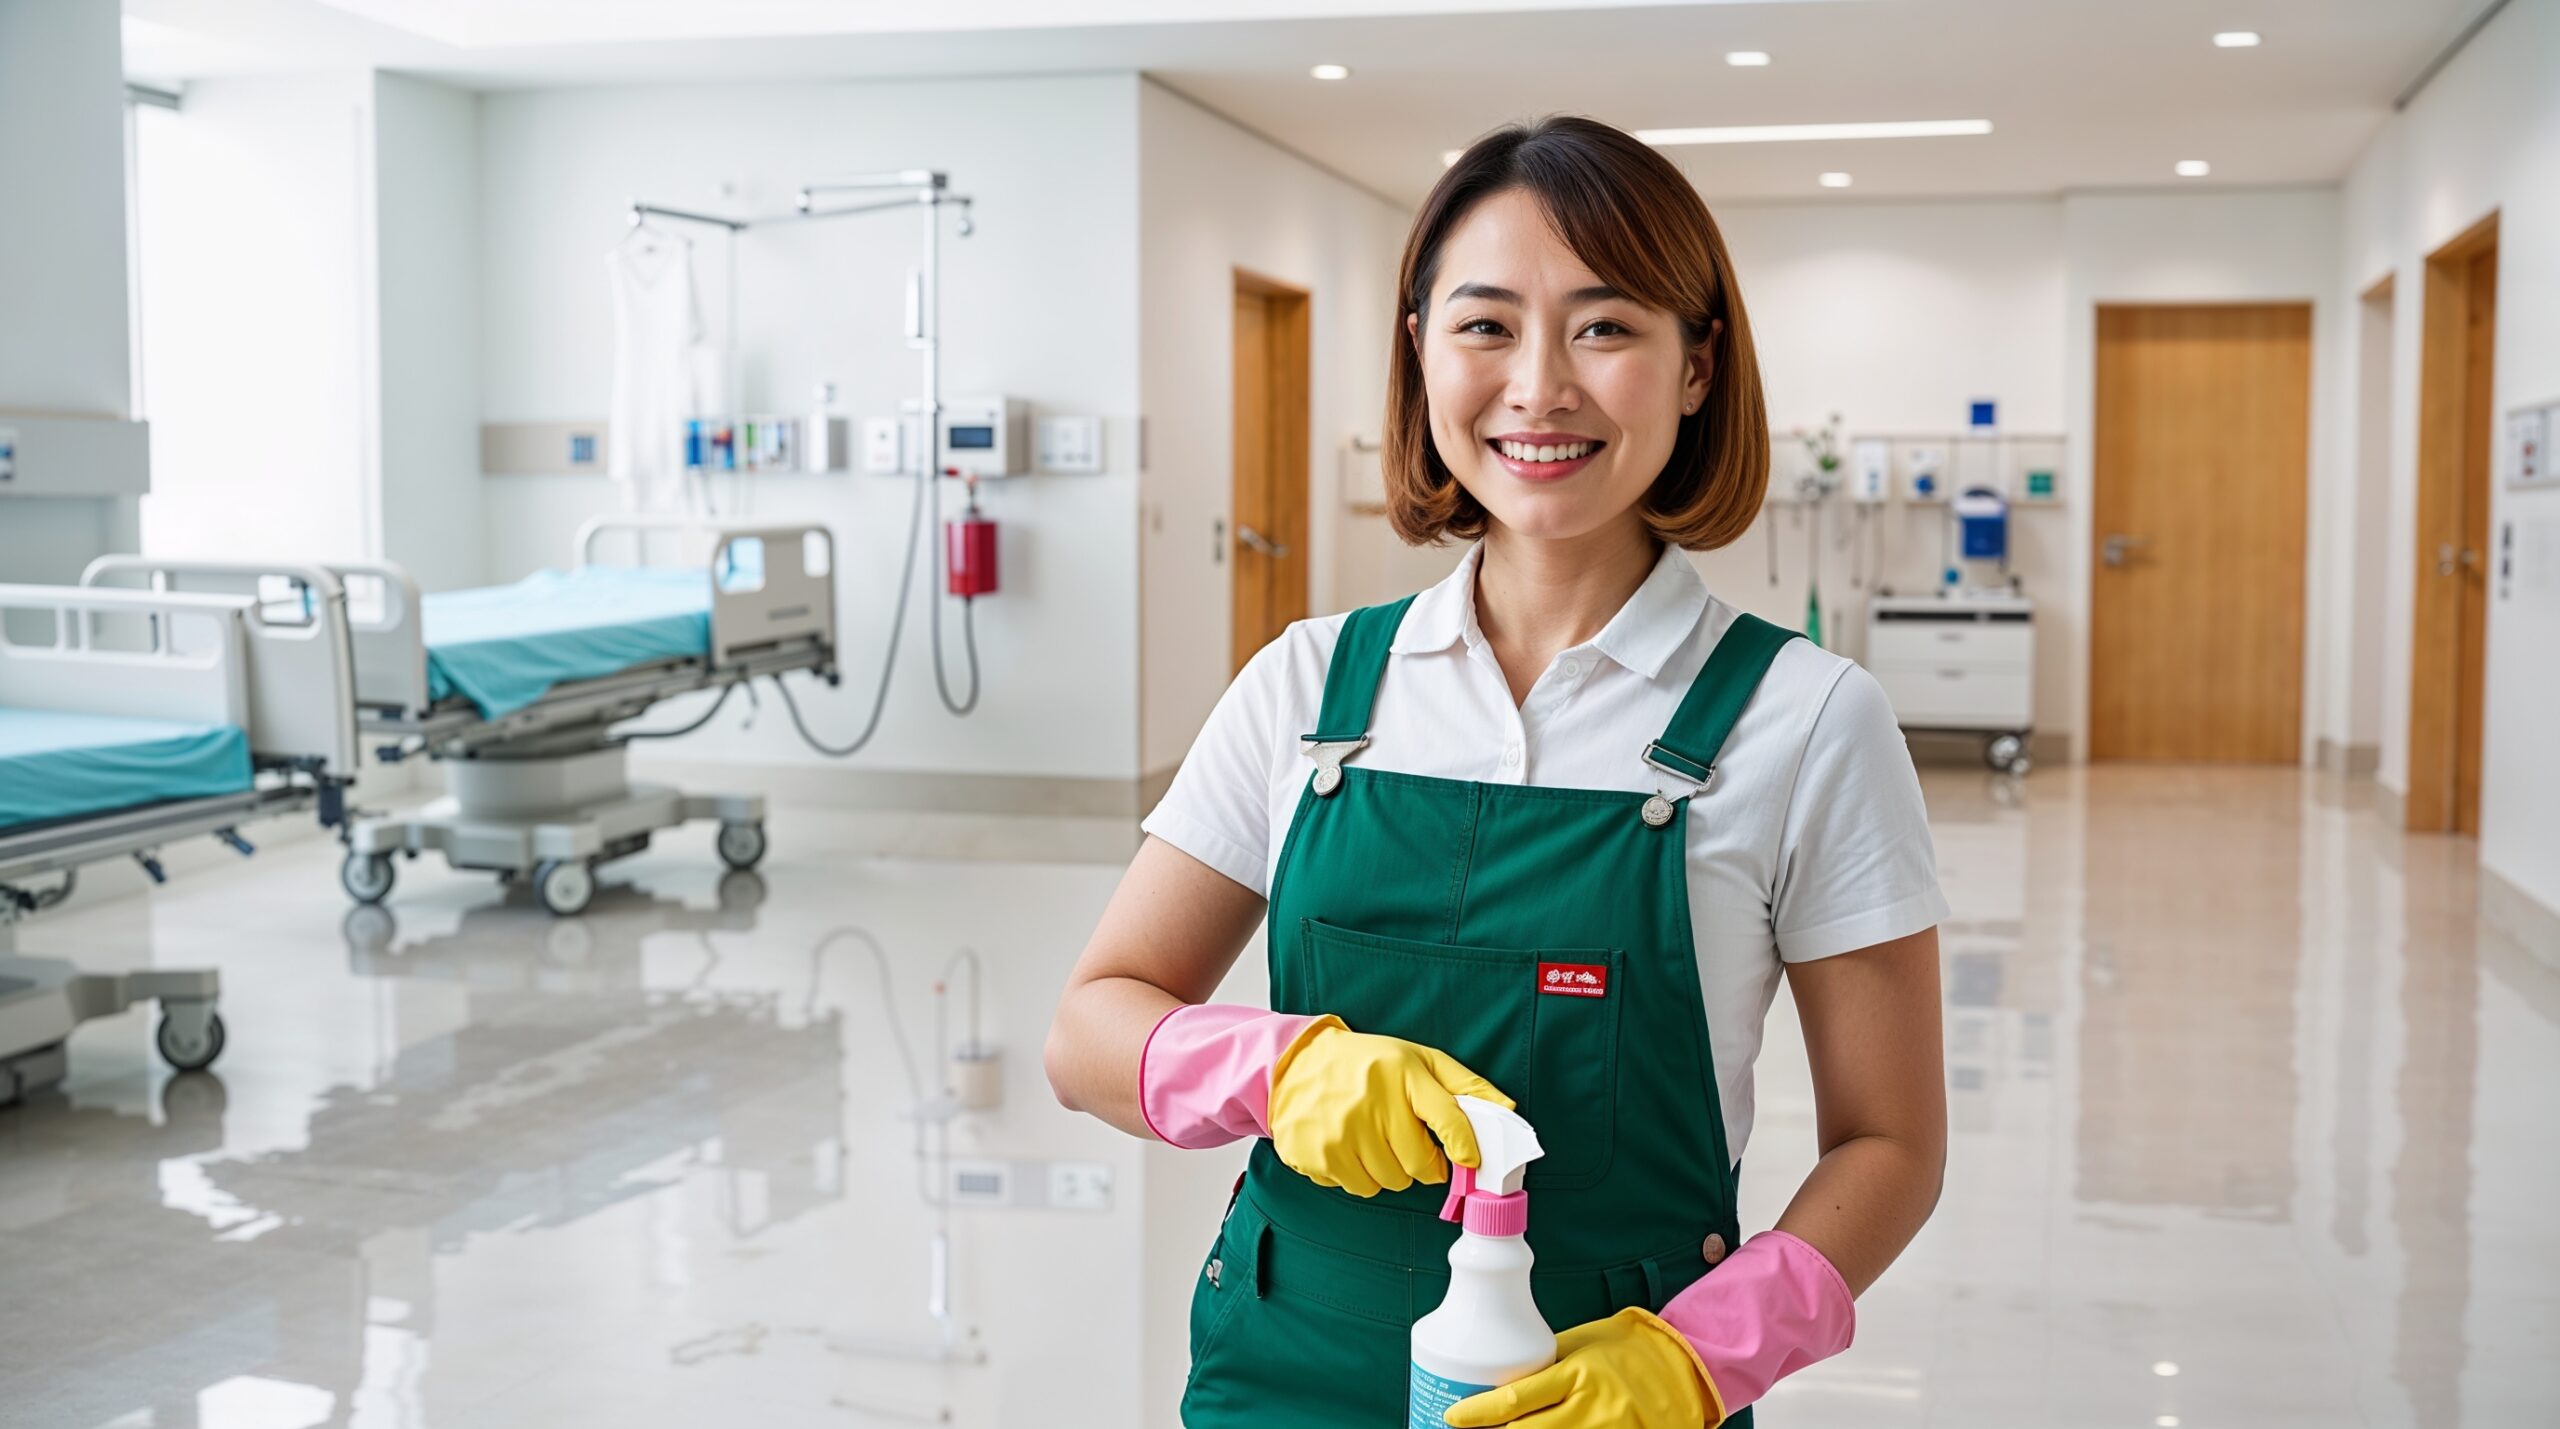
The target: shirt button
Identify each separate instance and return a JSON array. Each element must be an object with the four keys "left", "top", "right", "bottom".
[
  {"left": 1560, "top": 659, "right": 1582, "bottom": 679},
  {"left": 1501, "top": 743, "right": 1522, "bottom": 768}
]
